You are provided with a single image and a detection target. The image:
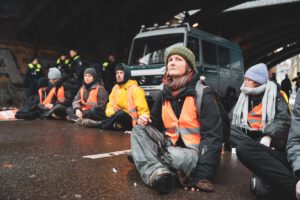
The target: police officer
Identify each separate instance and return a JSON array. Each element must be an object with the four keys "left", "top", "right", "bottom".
[
  {"left": 68, "top": 49, "right": 84, "bottom": 84},
  {"left": 55, "top": 54, "right": 70, "bottom": 76},
  {"left": 102, "top": 53, "right": 117, "bottom": 93},
  {"left": 24, "top": 57, "right": 44, "bottom": 98}
]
